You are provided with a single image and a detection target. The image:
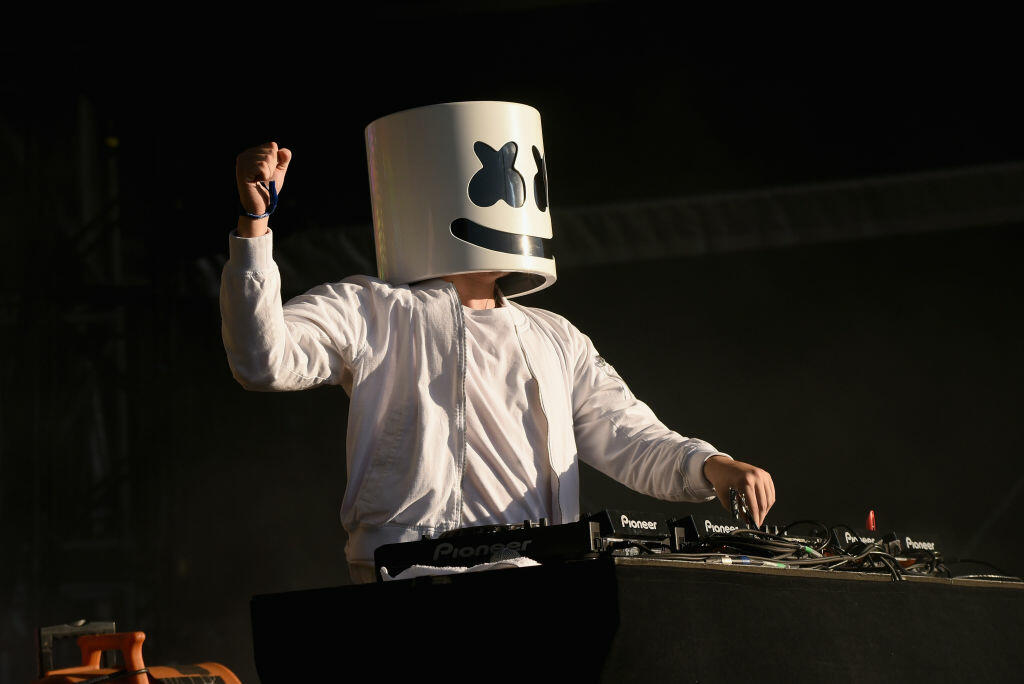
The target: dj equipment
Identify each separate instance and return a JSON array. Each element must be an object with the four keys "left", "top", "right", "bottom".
[
  {"left": 255, "top": 507, "right": 1024, "bottom": 682},
  {"left": 375, "top": 516, "right": 599, "bottom": 578},
  {"left": 374, "top": 509, "right": 677, "bottom": 579},
  {"left": 374, "top": 508, "right": 996, "bottom": 583}
]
